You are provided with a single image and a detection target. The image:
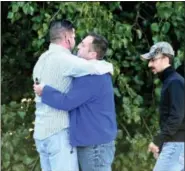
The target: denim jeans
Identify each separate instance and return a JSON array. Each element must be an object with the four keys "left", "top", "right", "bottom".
[
  {"left": 35, "top": 129, "right": 79, "bottom": 171},
  {"left": 153, "top": 142, "right": 184, "bottom": 171},
  {"left": 77, "top": 141, "right": 115, "bottom": 171}
]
